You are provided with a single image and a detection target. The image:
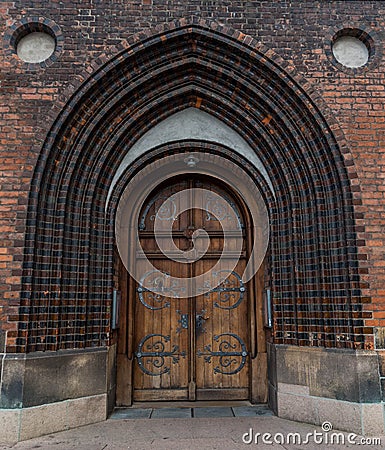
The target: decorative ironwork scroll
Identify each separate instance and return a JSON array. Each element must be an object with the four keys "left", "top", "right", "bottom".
[
  {"left": 139, "top": 194, "right": 177, "bottom": 230},
  {"left": 135, "top": 334, "right": 186, "bottom": 376},
  {"left": 137, "top": 270, "right": 185, "bottom": 310},
  {"left": 201, "top": 270, "right": 246, "bottom": 310},
  {"left": 197, "top": 333, "right": 248, "bottom": 375},
  {"left": 205, "top": 193, "right": 243, "bottom": 229}
]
